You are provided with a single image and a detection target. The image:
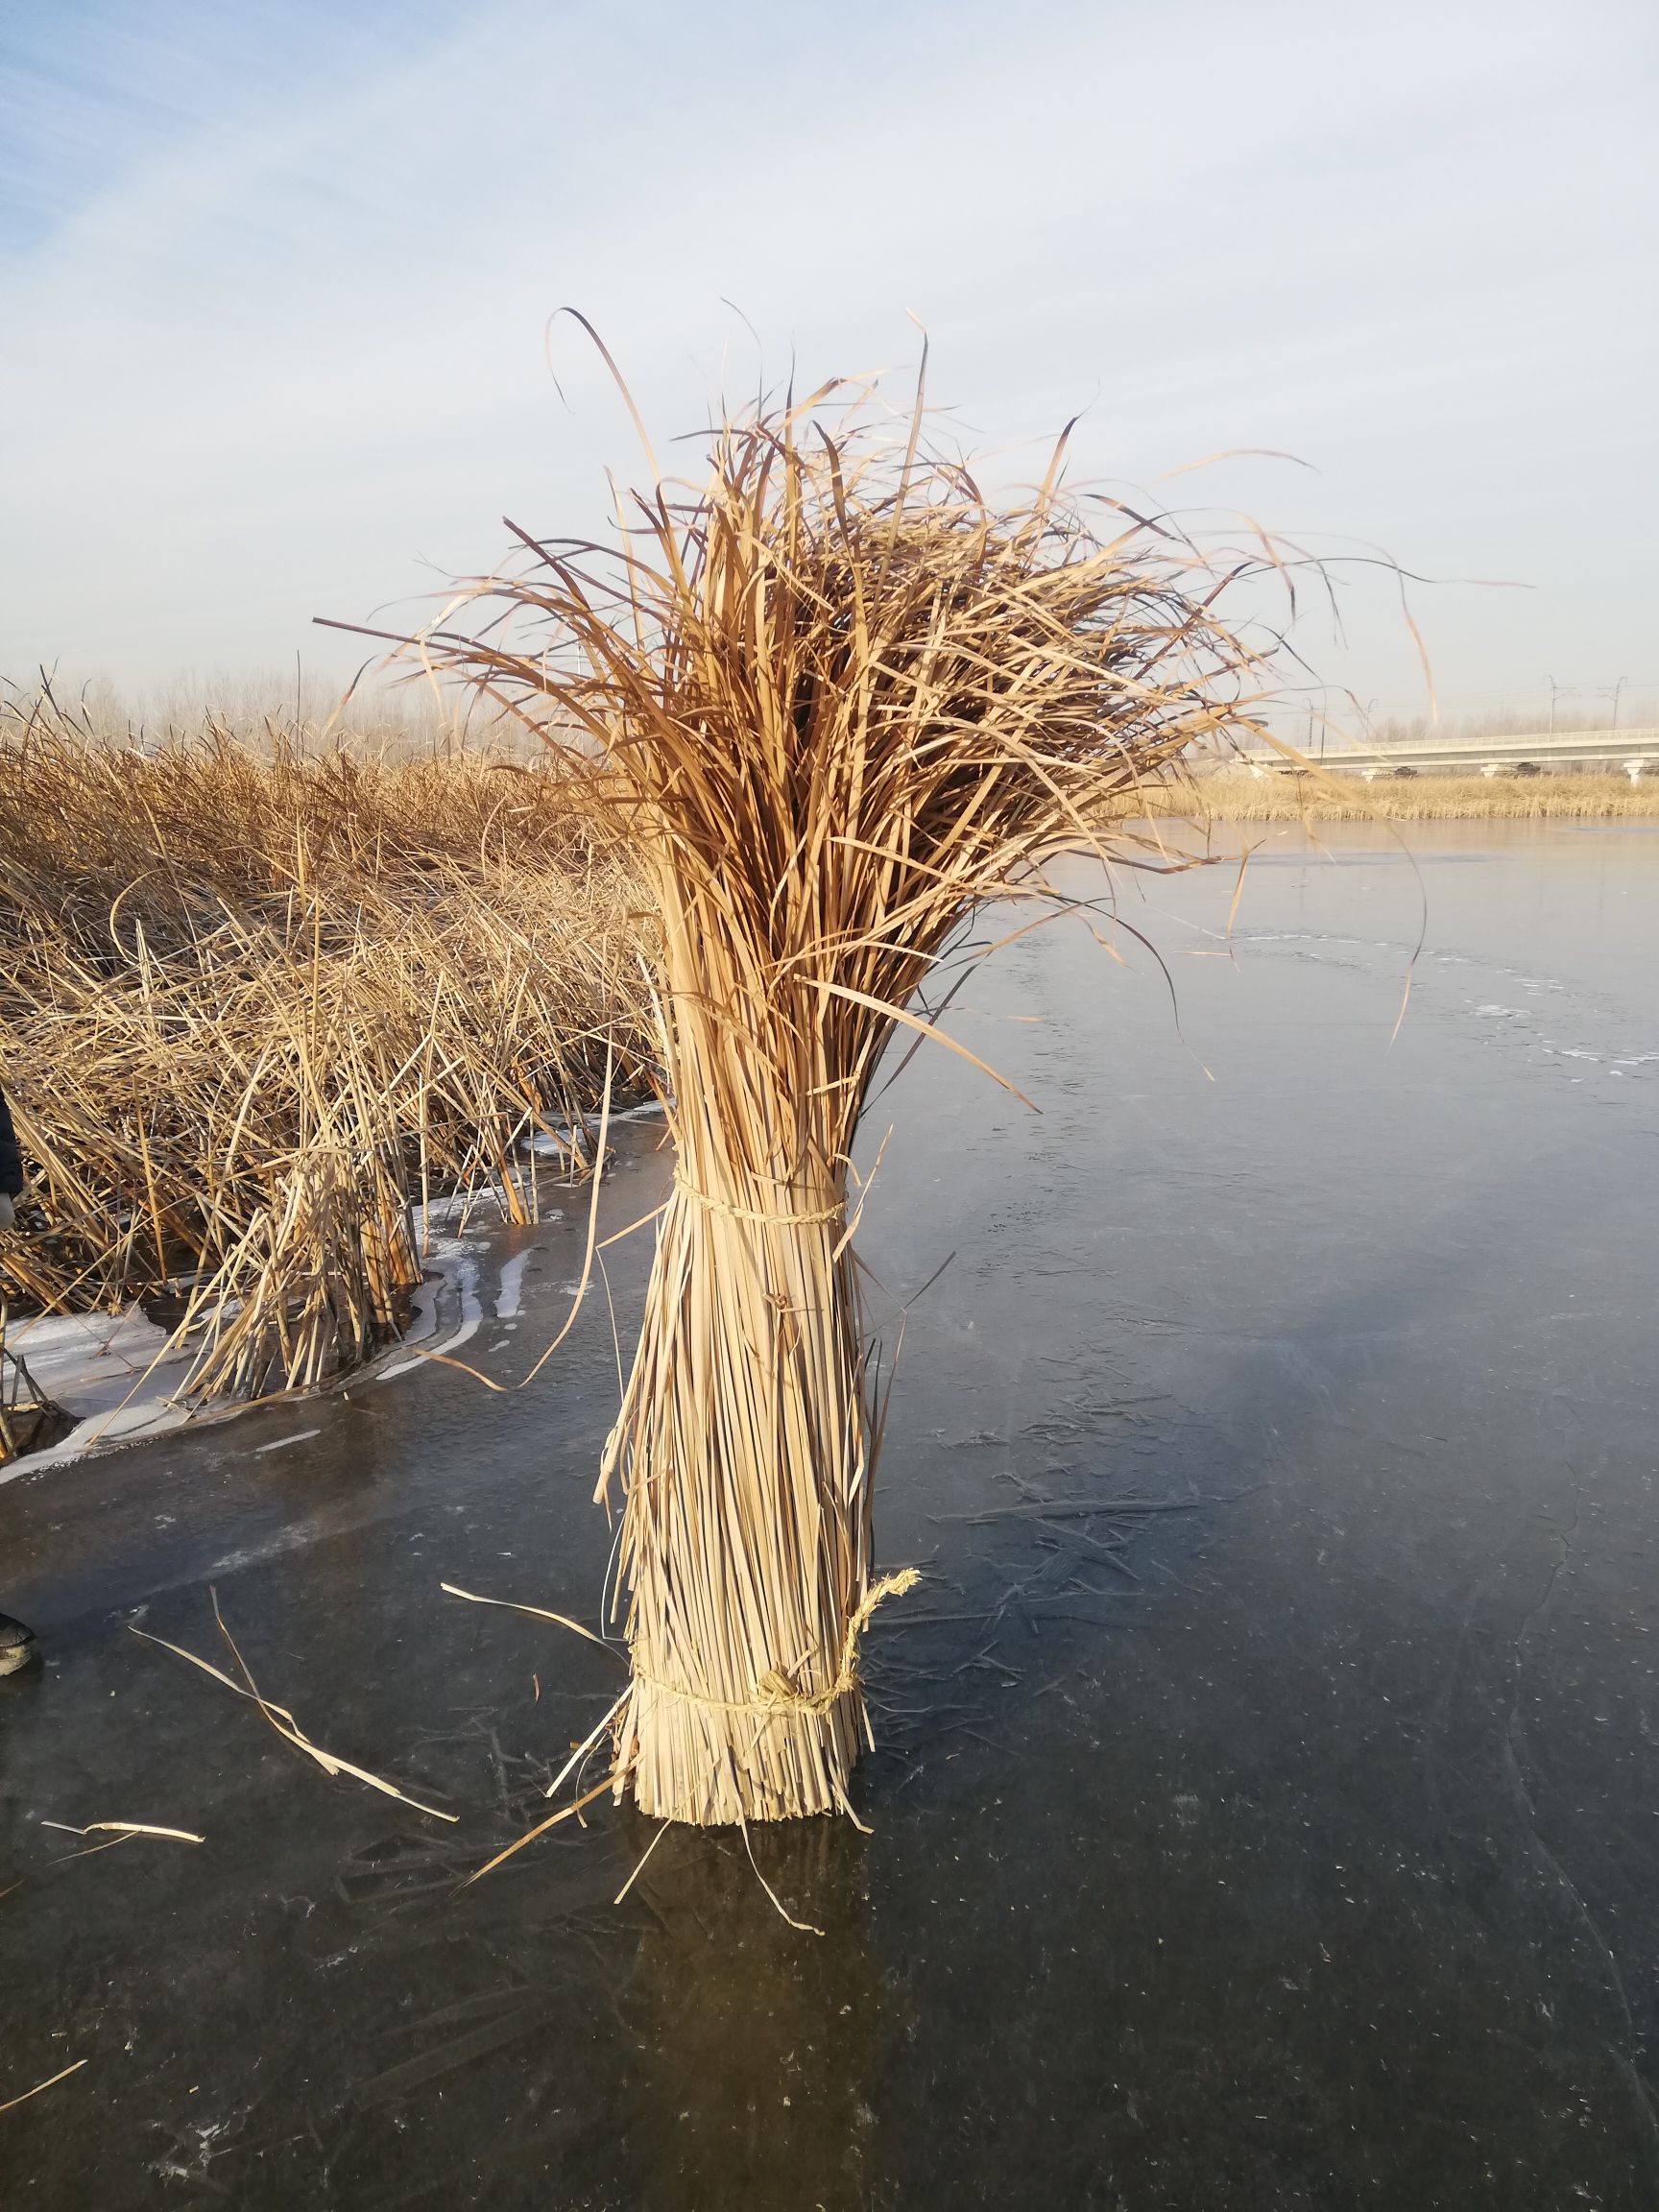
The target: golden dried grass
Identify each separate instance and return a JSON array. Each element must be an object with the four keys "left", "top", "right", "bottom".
[
  {"left": 0, "top": 687, "right": 651, "bottom": 1411},
  {"left": 1180, "top": 768, "right": 1658, "bottom": 821}
]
